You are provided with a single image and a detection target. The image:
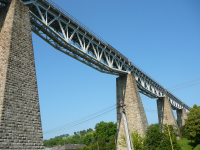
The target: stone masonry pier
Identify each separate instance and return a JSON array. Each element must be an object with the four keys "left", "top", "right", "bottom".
[
  {"left": 177, "top": 108, "right": 187, "bottom": 129},
  {"left": 157, "top": 97, "right": 178, "bottom": 130},
  {"left": 116, "top": 73, "right": 148, "bottom": 150},
  {"left": 0, "top": 0, "right": 44, "bottom": 149}
]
